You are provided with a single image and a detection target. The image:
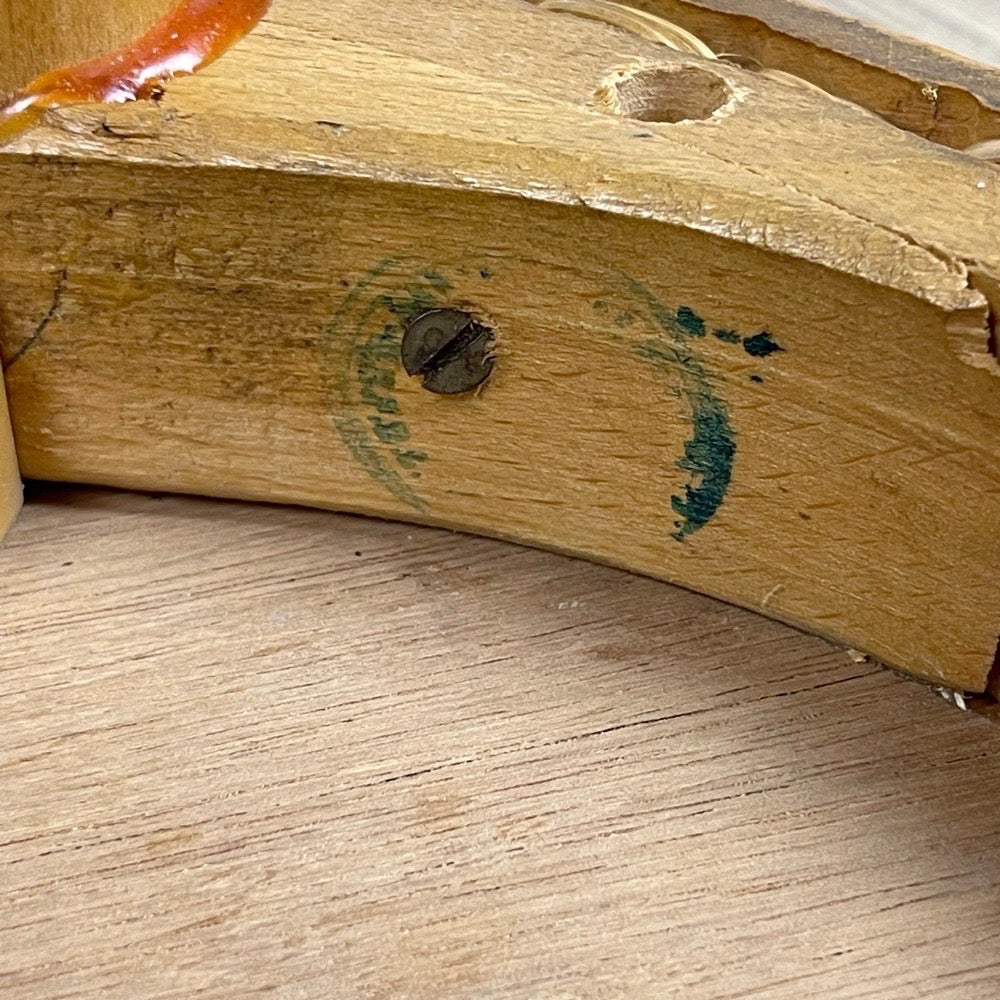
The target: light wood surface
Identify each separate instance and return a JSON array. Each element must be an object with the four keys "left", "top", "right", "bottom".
[
  {"left": 3, "top": 485, "right": 1000, "bottom": 1000},
  {"left": 1, "top": 0, "right": 998, "bottom": 689}
]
